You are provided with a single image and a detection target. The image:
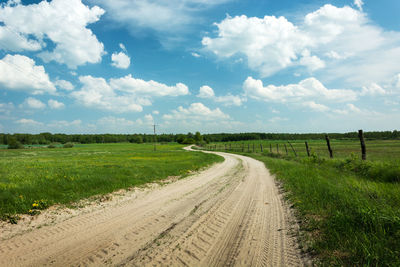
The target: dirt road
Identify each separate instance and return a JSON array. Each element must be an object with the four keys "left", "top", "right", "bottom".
[{"left": 0, "top": 149, "right": 304, "bottom": 266}]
